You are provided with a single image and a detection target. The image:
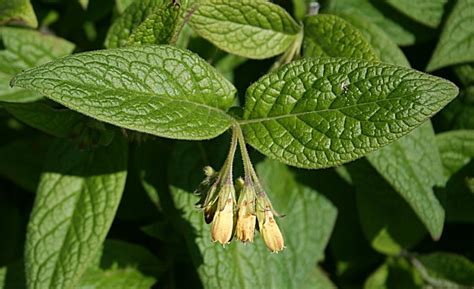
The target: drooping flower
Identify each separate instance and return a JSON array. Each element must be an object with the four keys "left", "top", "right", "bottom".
[
  {"left": 235, "top": 179, "right": 257, "bottom": 242},
  {"left": 256, "top": 195, "right": 285, "bottom": 253},
  {"left": 211, "top": 184, "right": 235, "bottom": 244}
]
